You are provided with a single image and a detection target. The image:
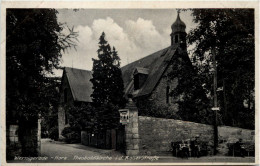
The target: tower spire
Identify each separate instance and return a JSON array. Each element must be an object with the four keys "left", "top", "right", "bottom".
[
  {"left": 177, "top": 9, "right": 181, "bottom": 15},
  {"left": 170, "top": 11, "right": 187, "bottom": 49}
]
